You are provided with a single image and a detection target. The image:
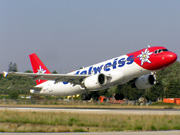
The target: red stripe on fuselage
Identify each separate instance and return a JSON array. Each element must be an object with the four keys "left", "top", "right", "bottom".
[{"left": 127, "top": 46, "right": 177, "bottom": 71}]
